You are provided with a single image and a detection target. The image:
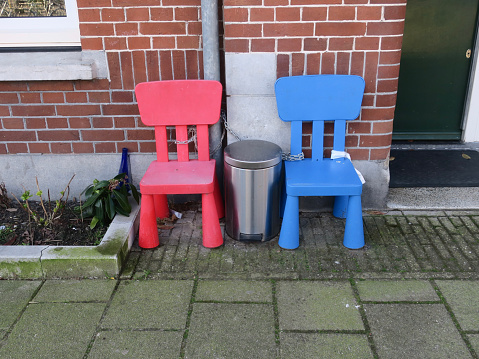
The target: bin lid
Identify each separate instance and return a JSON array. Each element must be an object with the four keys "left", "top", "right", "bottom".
[{"left": 224, "top": 140, "right": 282, "bottom": 169}]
